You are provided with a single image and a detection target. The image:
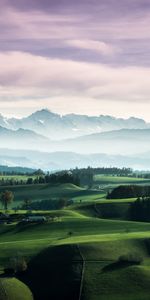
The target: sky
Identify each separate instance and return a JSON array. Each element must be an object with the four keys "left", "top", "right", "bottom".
[{"left": 0, "top": 0, "right": 150, "bottom": 120}]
